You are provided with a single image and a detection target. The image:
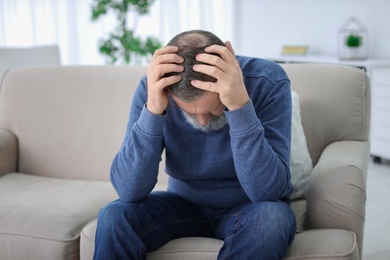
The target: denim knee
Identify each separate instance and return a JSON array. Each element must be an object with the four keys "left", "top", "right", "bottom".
[
  {"left": 217, "top": 201, "right": 296, "bottom": 259},
  {"left": 94, "top": 200, "right": 148, "bottom": 259},
  {"left": 96, "top": 200, "right": 132, "bottom": 231},
  {"left": 244, "top": 201, "right": 296, "bottom": 247},
  {"left": 97, "top": 200, "right": 119, "bottom": 219}
]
